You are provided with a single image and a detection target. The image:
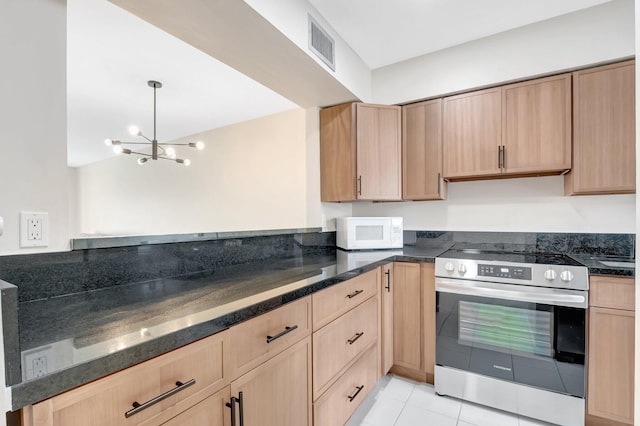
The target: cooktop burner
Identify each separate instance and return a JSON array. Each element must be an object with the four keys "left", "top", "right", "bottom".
[{"left": 439, "top": 249, "right": 584, "bottom": 267}]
